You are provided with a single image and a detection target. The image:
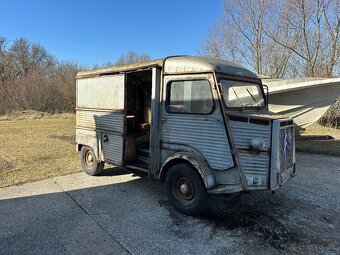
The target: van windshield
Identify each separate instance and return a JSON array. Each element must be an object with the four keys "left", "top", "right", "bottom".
[{"left": 220, "top": 79, "right": 265, "bottom": 109}]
